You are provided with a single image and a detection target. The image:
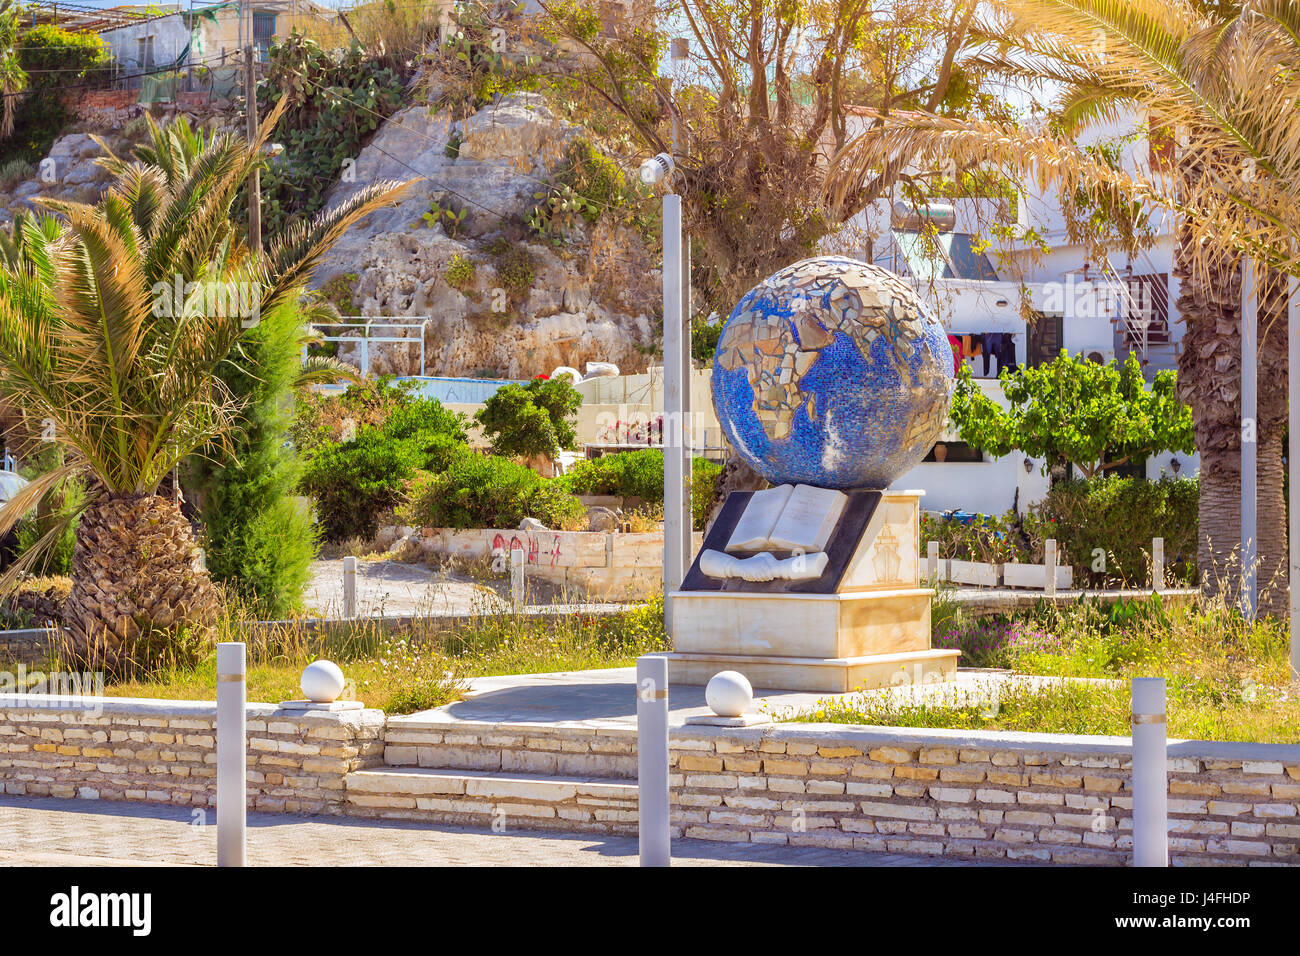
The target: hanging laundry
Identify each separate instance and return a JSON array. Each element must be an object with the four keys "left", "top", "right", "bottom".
[
  {"left": 982, "top": 333, "right": 1001, "bottom": 376},
  {"left": 946, "top": 334, "right": 962, "bottom": 375},
  {"left": 996, "top": 334, "right": 1018, "bottom": 373}
]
